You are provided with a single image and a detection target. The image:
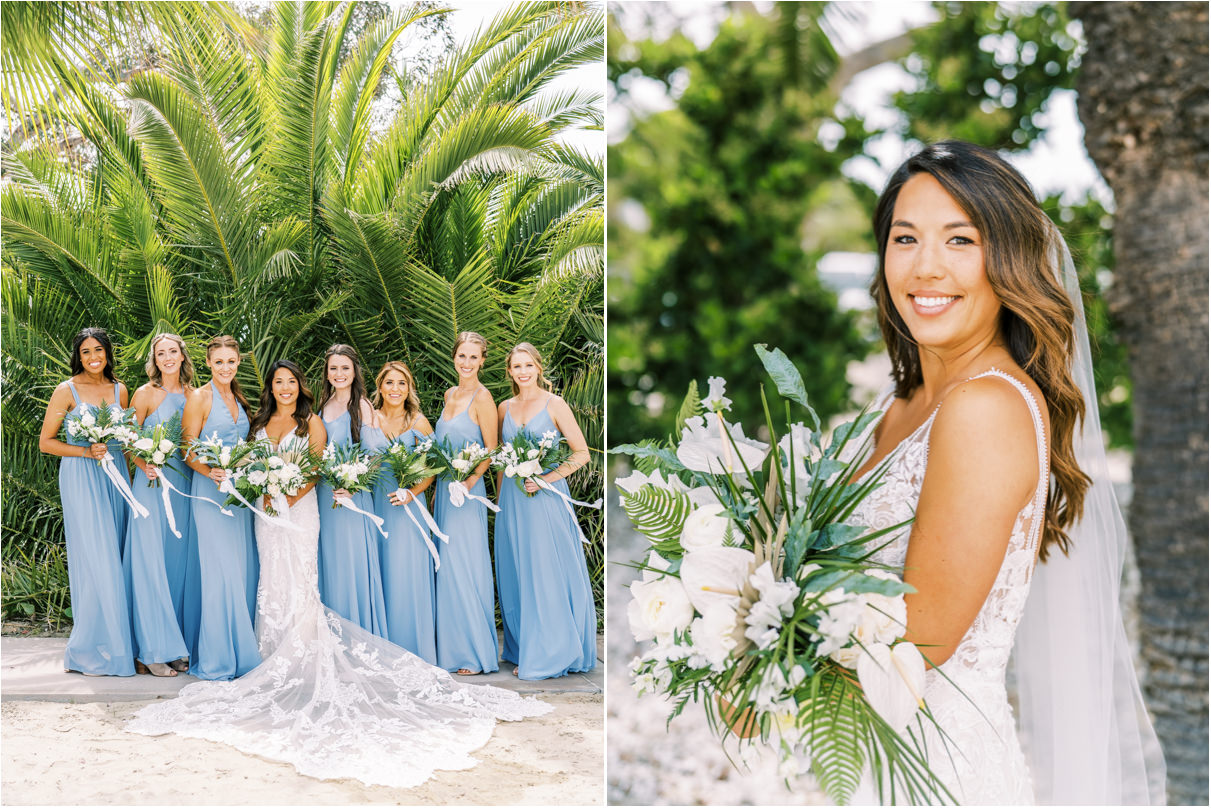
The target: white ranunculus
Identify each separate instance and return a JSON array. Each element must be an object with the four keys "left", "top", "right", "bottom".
[
  {"left": 158, "top": 439, "right": 174, "bottom": 453},
  {"left": 675, "top": 414, "right": 768, "bottom": 475},
  {"left": 151, "top": 451, "right": 166, "bottom": 465},
  {"left": 689, "top": 603, "right": 745, "bottom": 670},
  {"left": 134, "top": 437, "right": 155, "bottom": 453},
  {"left": 703, "top": 376, "right": 732, "bottom": 412},
  {"left": 679, "top": 546, "right": 755, "bottom": 614},
  {"left": 857, "top": 642, "right": 926, "bottom": 732},
  {"left": 679, "top": 503, "right": 732, "bottom": 551},
  {"left": 628, "top": 575, "right": 694, "bottom": 644}
]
